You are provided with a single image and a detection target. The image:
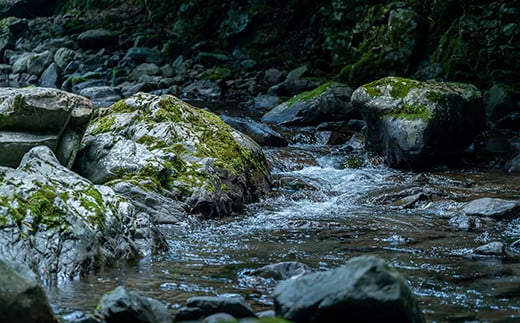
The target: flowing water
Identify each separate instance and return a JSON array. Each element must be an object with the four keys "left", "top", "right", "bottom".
[
  {"left": 48, "top": 143, "right": 520, "bottom": 322},
  {"left": 47, "top": 140, "right": 520, "bottom": 322}
]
